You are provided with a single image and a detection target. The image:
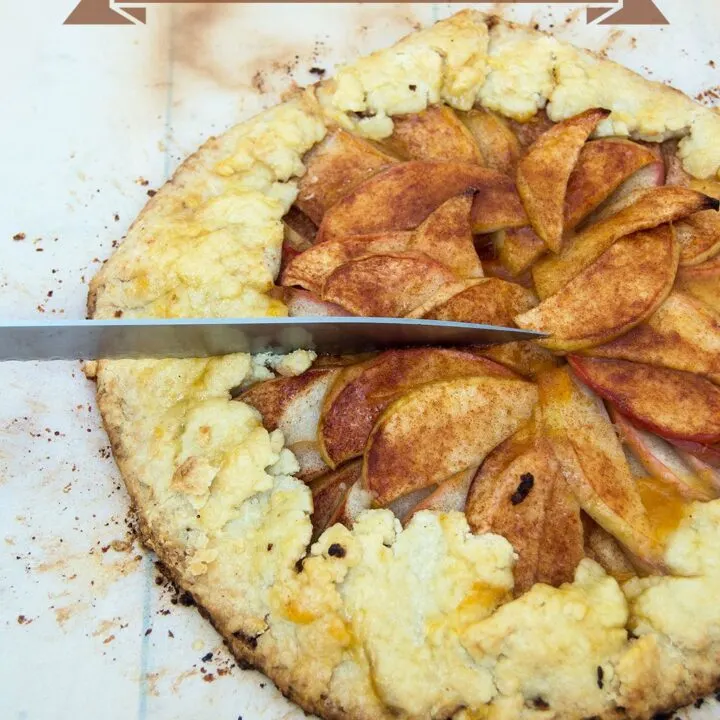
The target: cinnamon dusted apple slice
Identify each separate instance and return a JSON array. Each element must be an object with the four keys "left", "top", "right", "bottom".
[
  {"left": 481, "top": 259, "right": 534, "bottom": 289},
  {"left": 319, "top": 348, "right": 516, "bottom": 467},
  {"left": 281, "top": 231, "right": 412, "bottom": 294},
  {"left": 611, "top": 409, "right": 715, "bottom": 502},
  {"left": 309, "top": 460, "right": 361, "bottom": 540},
  {"left": 585, "top": 291, "right": 720, "bottom": 382},
  {"left": 539, "top": 368, "right": 663, "bottom": 566},
  {"left": 532, "top": 187, "right": 717, "bottom": 299},
  {"left": 478, "top": 342, "right": 560, "bottom": 379},
  {"left": 517, "top": 108, "right": 610, "bottom": 253},
  {"left": 283, "top": 206, "right": 317, "bottom": 251},
  {"left": 382, "top": 106, "right": 483, "bottom": 164},
  {"left": 661, "top": 139, "right": 692, "bottom": 187},
  {"left": 282, "top": 288, "right": 350, "bottom": 317},
  {"left": 321, "top": 252, "right": 456, "bottom": 317},
  {"left": 568, "top": 356, "right": 720, "bottom": 444},
  {"left": 496, "top": 227, "right": 546, "bottom": 277},
  {"left": 516, "top": 226, "right": 678, "bottom": 352},
  {"left": 296, "top": 129, "right": 397, "bottom": 224},
  {"left": 410, "top": 194, "right": 483, "bottom": 278},
  {"left": 467, "top": 430, "right": 584, "bottom": 593},
  {"left": 317, "top": 162, "right": 516, "bottom": 242},
  {"left": 675, "top": 210, "right": 720, "bottom": 266},
  {"left": 677, "top": 257, "right": 720, "bottom": 314},
  {"left": 564, "top": 139, "right": 656, "bottom": 231},
  {"left": 334, "top": 480, "right": 373, "bottom": 528},
  {"left": 458, "top": 108, "right": 521, "bottom": 175},
  {"left": 402, "top": 466, "right": 477, "bottom": 523},
  {"left": 505, "top": 111, "right": 556, "bottom": 150},
  {"left": 289, "top": 441, "right": 332, "bottom": 482},
  {"left": 470, "top": 176, "right": 528, "bottom": 234},
  {"left": 364, "top": 376, "right": 538, "bottom": 506},
  {"left": 583, "top": 517, "right": 637, "bottom": 582},
  {"left": 411, "top": 278, "right": 536, "bottom": 327}
]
